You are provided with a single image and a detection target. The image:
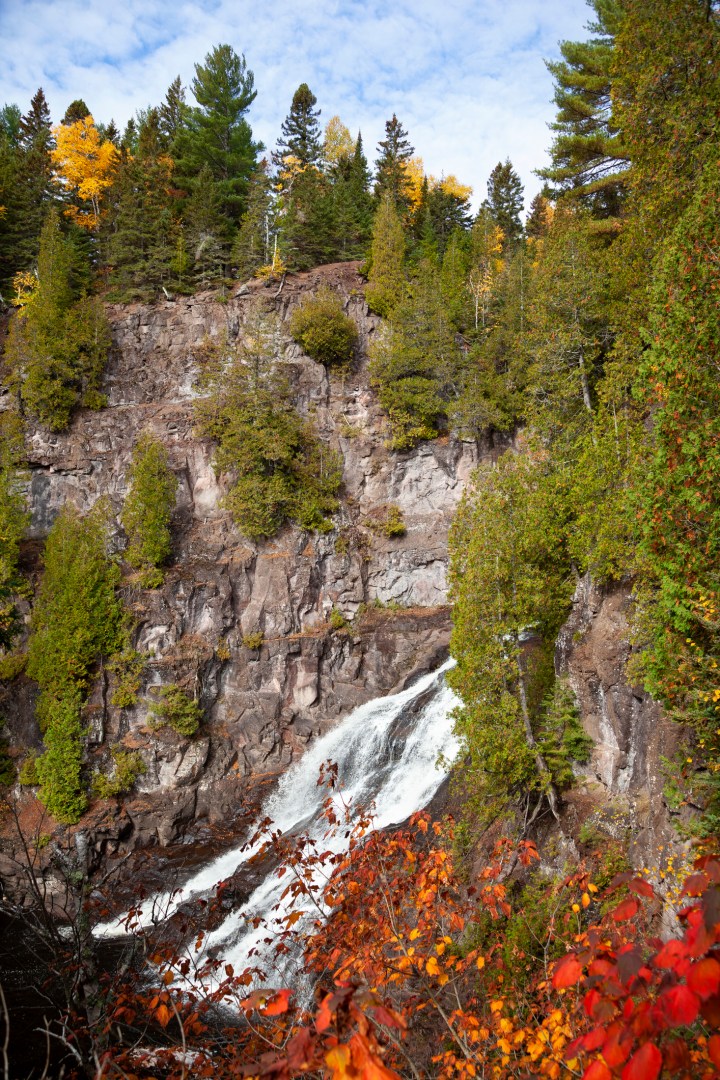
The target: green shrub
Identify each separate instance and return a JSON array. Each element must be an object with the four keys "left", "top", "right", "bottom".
[
  {"left": 149, "top": 684, "right": 203, "bottom": 738},
  {"left": 241, "top": 632, "right": 264, "bottom": 651},
  {"left": 0, "top": 729, "right": 14, "bottom": 786},
  {"left": 18, "top": 754, "right": 39, "bottom": 786},
  {"left": 0, "top": 652, "right": 27, "bottom": 682},
  {"left": 329, "top": 608, "right": 349, "bottom": 631},
  {"left": 108, "top": 648, "right": 145, "bottom": 709},
  {"left": 26, "top": 501, "right": 123, "bottom": 823},
  {"left": 194, "top": 303, "right": 343, "bottom": 540},
  {"left": 537, "top": 678, "right": 593, "bottom": 790},
  {"left": 92, "top": 747, "right": 146, "bottom": 799},
  {"left": 27, "top": 501, "right": 123, "bottom": 730},
  {"left": 366, "top": 504, "right": 406, "bottom": 538},
  {"left": 34, "top": 690, "right": 88, "bottom": 824},
  {"left": 121, "top": 434, "right": 177, "bottom": 581},
  {"left": 289, "top": 288, "right": 358, "bottom": 368},
  {"left": 0, "top": 416, "right": 30, "bottom": 652}
]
